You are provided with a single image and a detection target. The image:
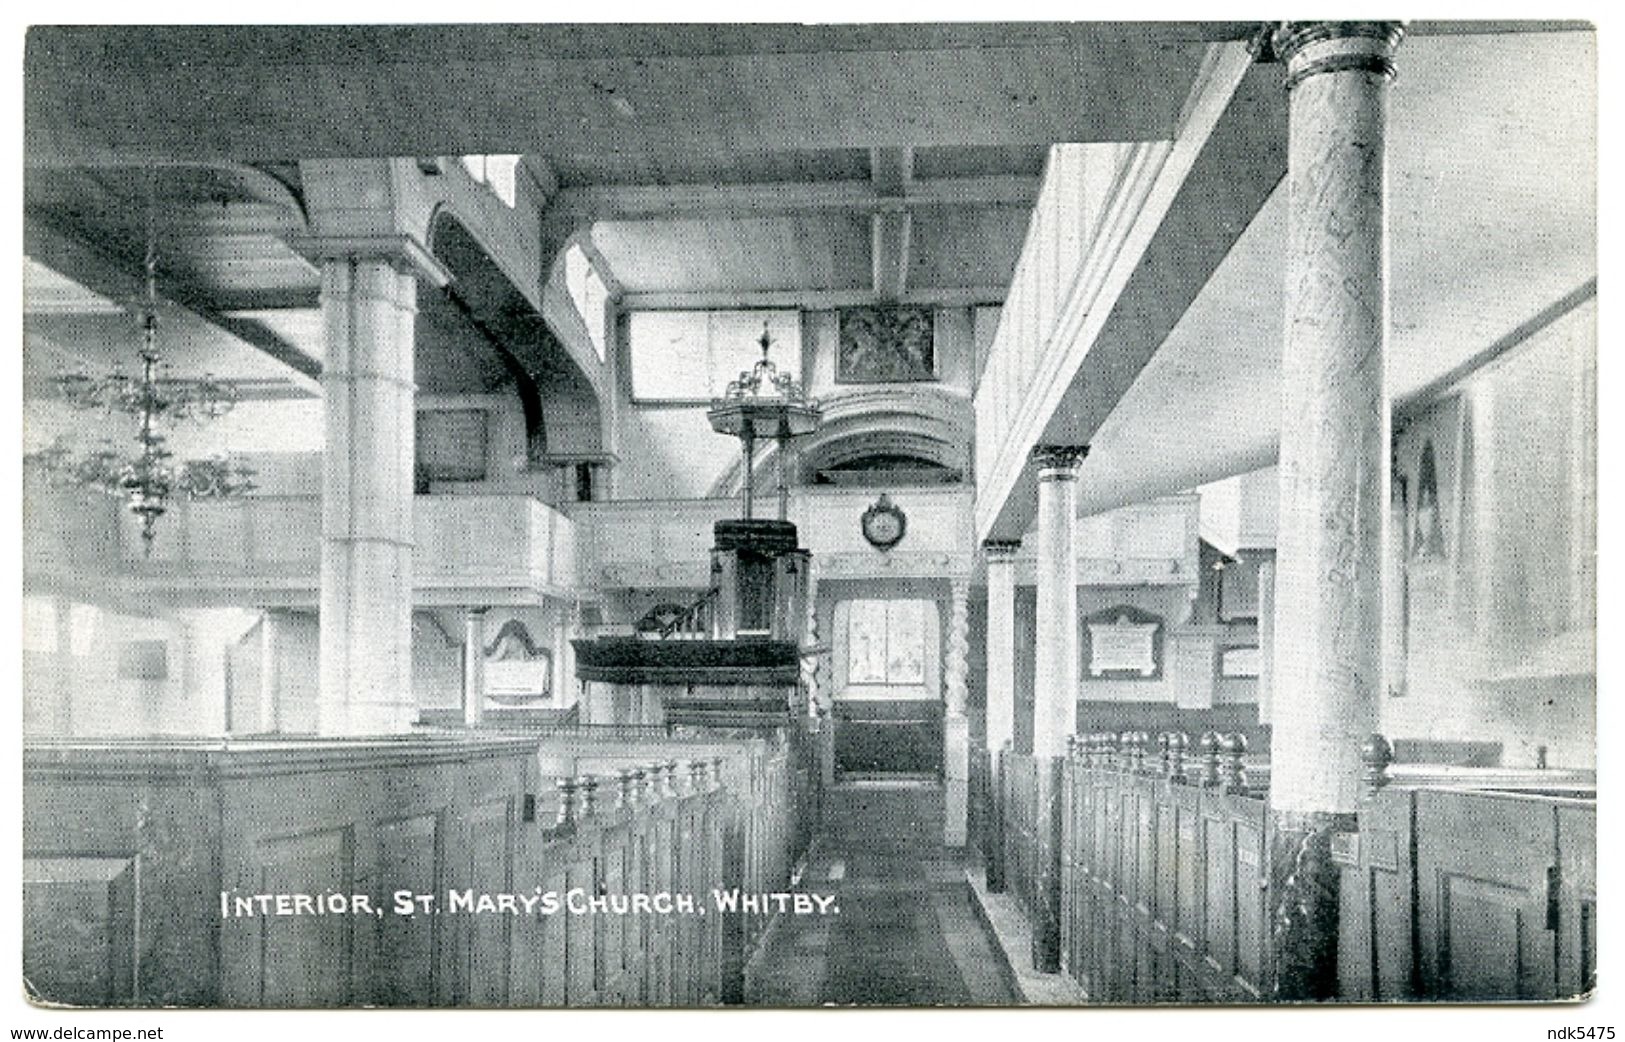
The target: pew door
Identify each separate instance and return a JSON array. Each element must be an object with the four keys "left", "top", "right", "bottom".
[{"left": 1414, "top": 789, "right": 1558, "bottom": 1000}]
